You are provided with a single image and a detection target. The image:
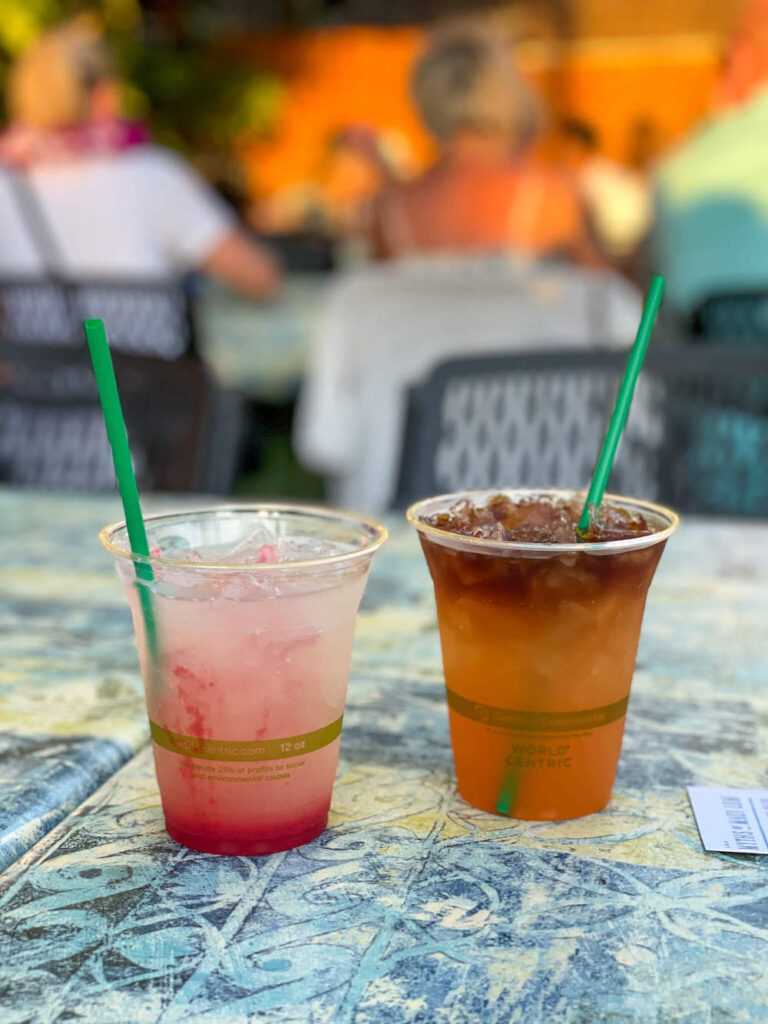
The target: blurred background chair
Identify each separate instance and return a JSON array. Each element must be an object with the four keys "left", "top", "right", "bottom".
[
  {"left": 0, "top": 278, "right": 244, "bottom": 492},
  {"left": 294, "top": 257, "right": 642, "bottom": 512},
  {"left": 692, "top": 289, "right": 768, "bottom": 342},
  {"left": 395, "top": 345, "right": 768, "bottom": 517},
  {"left": 0, "top": 277, "right": 195, "bottom": 358}
]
